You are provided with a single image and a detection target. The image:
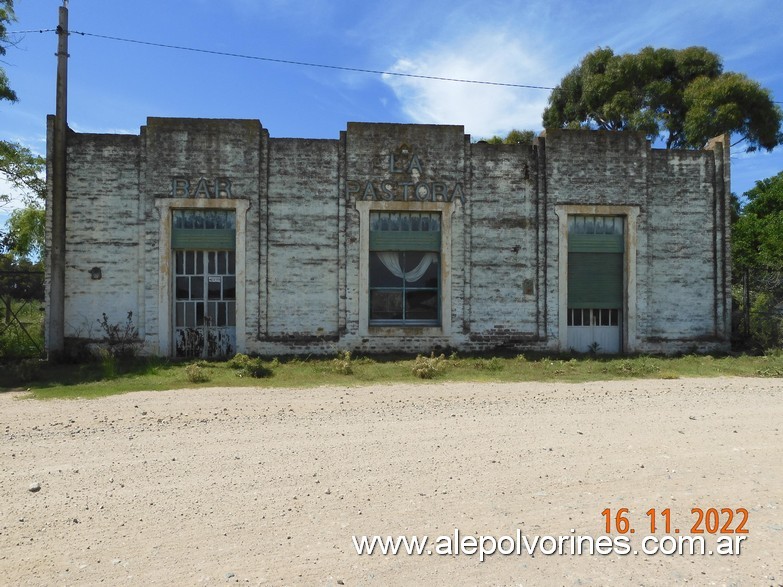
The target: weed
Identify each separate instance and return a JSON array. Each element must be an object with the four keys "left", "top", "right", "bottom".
[
  {"left": 605, "top": 357, "right": 660, "bottom": 376},
  {"left": 412, "top": 353, "right": 447, "bottom": 379},
  {"left": 97, "top": 311, "right": 140, "bottom": 358},
  {"left": 227, "top": 353, "right": 273, "bottom": 378},
  {"left": 331, "top": 350, "right": 354, "bottom": 375},
  {"left": 658, "top": 371, "right": 680, "bottom": 379},
  {"left": 473, "top": 357, "right": 503, "bottom": 371},
  {"left": 185, "top": 363, "right": 210, "bottom": 383},
  {"left": 12, "top": 358, "right": 42, "bottom": 383}
]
